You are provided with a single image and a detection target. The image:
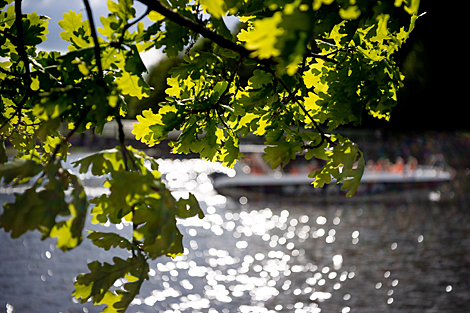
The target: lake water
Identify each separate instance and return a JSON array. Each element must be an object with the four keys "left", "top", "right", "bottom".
[{"left": 2, "top": 133, "right": 470, "bottom": 313}]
